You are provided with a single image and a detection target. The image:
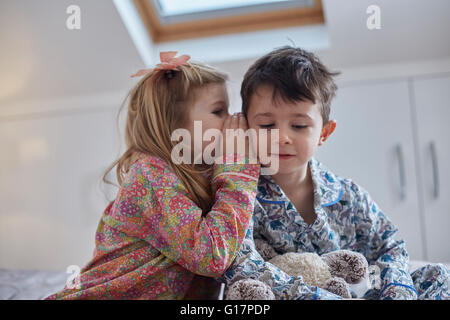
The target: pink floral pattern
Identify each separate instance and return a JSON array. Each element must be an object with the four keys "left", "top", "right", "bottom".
[{"left": 45, "top": 151, "right": 260, "bottom": 300}]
